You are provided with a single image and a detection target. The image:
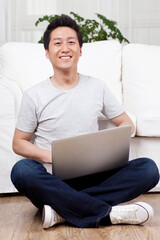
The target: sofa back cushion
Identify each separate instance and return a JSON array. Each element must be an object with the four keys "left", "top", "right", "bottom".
[
  {"left": 122, "top": 43, "right": 160, "bottom": 136},
  {"left": 0, "top": 42, "right": 53, "bottom": 91},
  {"left": 78, "top": 40, "right": 122, "bottom": 103},
  {"left": 0, "top": 40, "right": 122, "bottom": 103}
]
